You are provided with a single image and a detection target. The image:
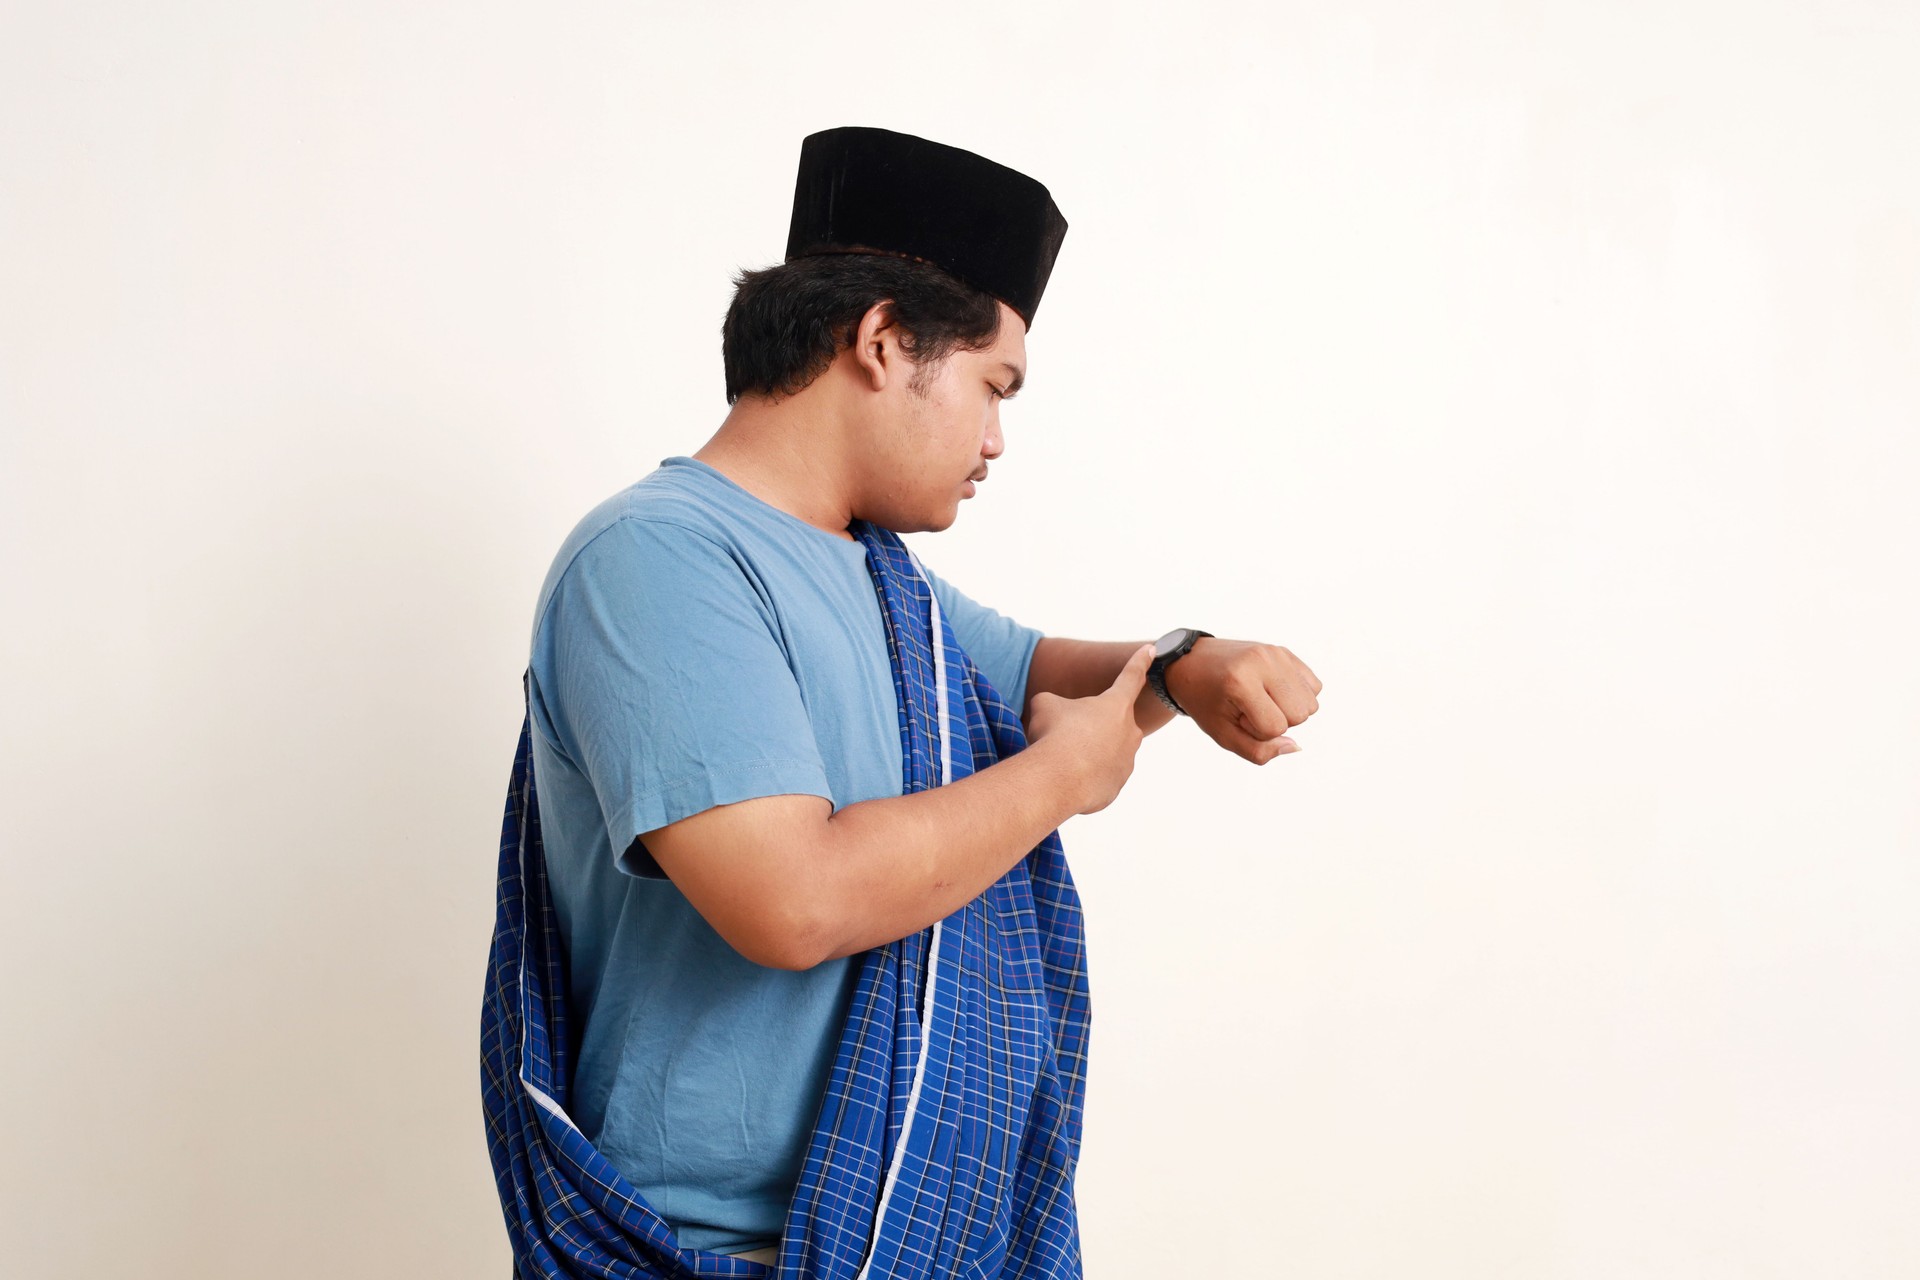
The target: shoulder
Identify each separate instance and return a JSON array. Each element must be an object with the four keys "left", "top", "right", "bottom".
[{"left": 530, "top": 470, "right": 755, "bottom": 647}]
